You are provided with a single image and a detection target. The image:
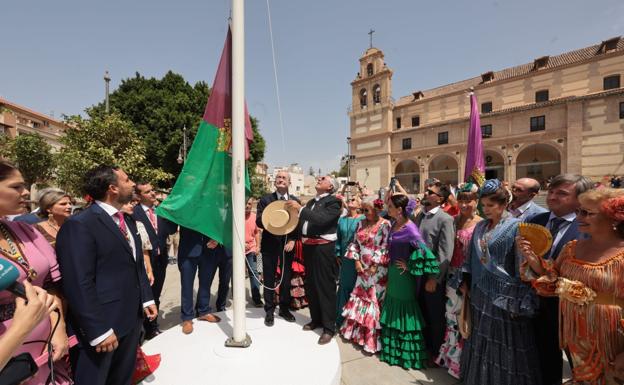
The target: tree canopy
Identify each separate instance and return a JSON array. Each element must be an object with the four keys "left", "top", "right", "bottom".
[
  {"left": 90, "top": 71, "right": 266, "bottom": 187},
  {"left": 56, "top": 113, "right": 170, "bottom": 196},
  {"left": 0, "top": 133, "right": 55, "bottom": 187}
]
